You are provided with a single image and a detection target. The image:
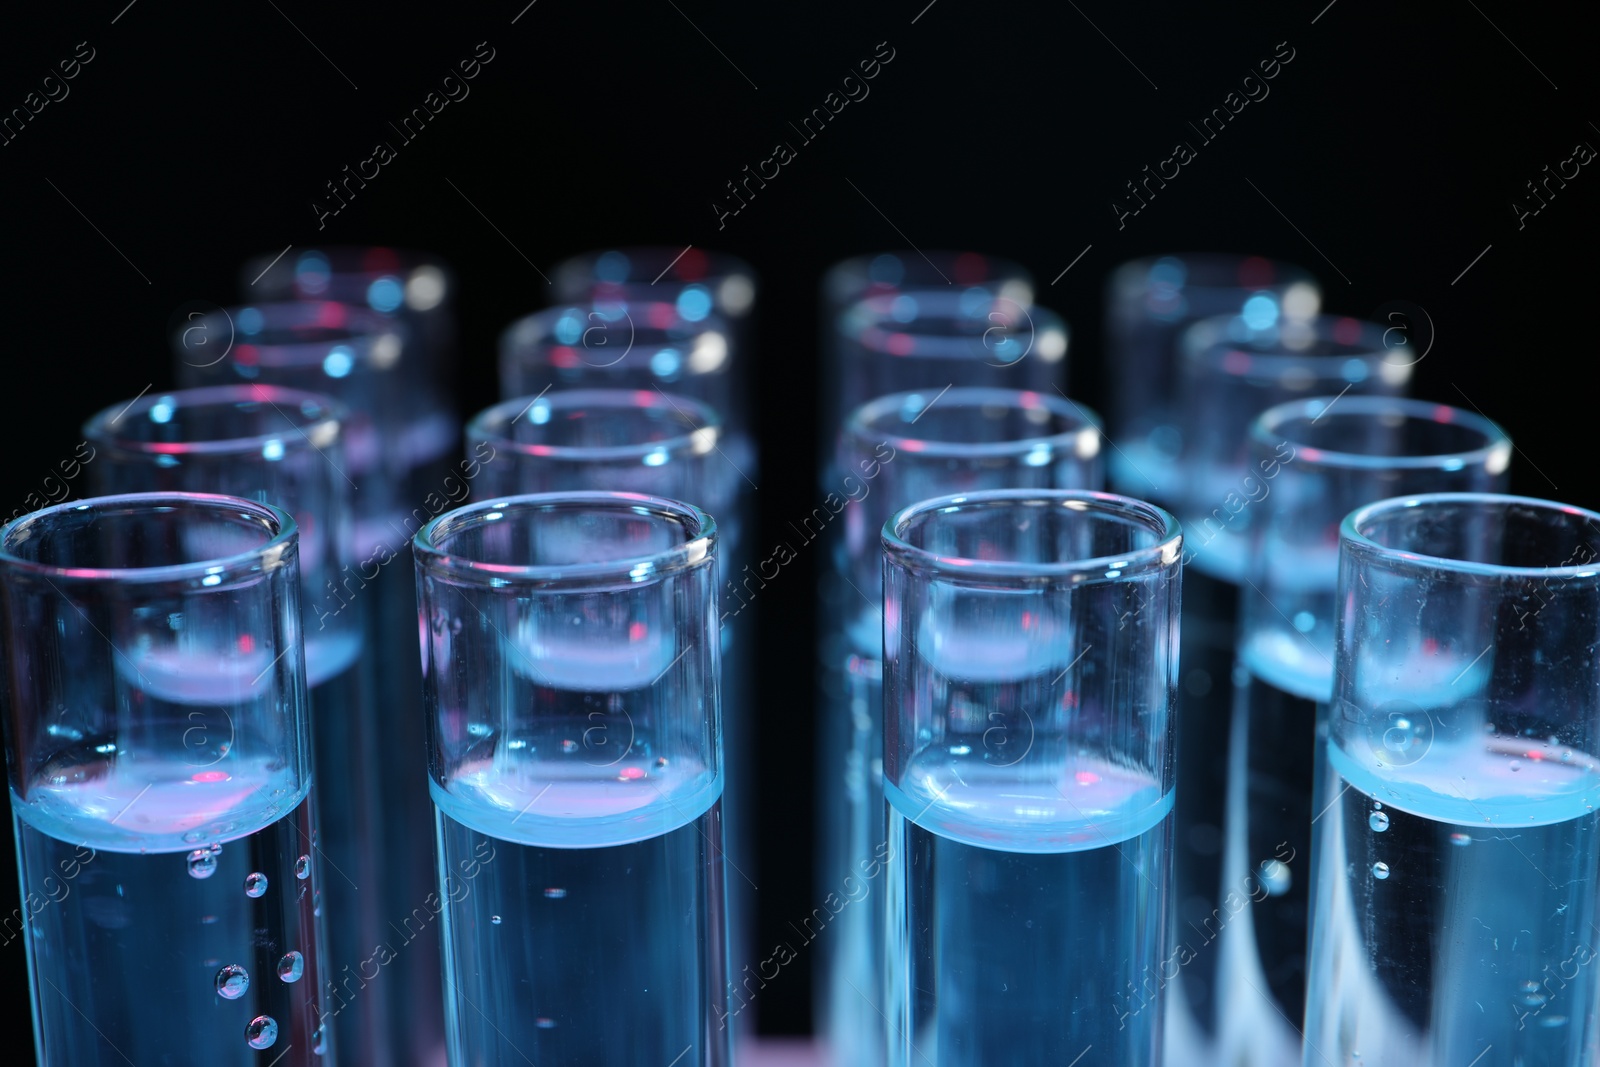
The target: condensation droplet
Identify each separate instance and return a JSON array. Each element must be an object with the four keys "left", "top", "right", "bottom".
[
  {"left": 1372, "top": 862, "right": 1391, "bottom": 880},
  {"left": 244, "top": 872, "right": 268, "bottom": 898},
  {"left": 490, "top": 915, "right": 502, "bottom": 925},
  {"left": 536, "top": 1017, "right": 556, "bottom": 1029},
  {"left": 1369, "top": 811, "right": 1390, "bottom": 833},
  {"left": 561, "top": 739, "right": 578, "bottom": 753},
  {"left": 1450, "top": 832, "right": 1472, "bottom": 847},
  {"left": 544, "top": 888, "right": 567, "bottom": 899},
  {"left": 246, "top": 1015, "right": 278, "bottom": 1049},
  {"left": 1510, "top": 760, "right": 1523, "bottom": 772},
  {"left": 215, "top": 964, "right": 249, "bottom": 1000},
  {"left": 187, "top": 847, "right": 219, "bottom": 880},
  {"left": 1520, "top": 980, "right": 1547, "bottom": 1007},
  {"left": 278, "top": 951, "right": 305, "bottom": 983},
  {"left": 296, "top": 855, "right": 311, "bottom": 880},
  {"left": 313, "top": 1026, "right": 327, "bottom": 1055}
]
